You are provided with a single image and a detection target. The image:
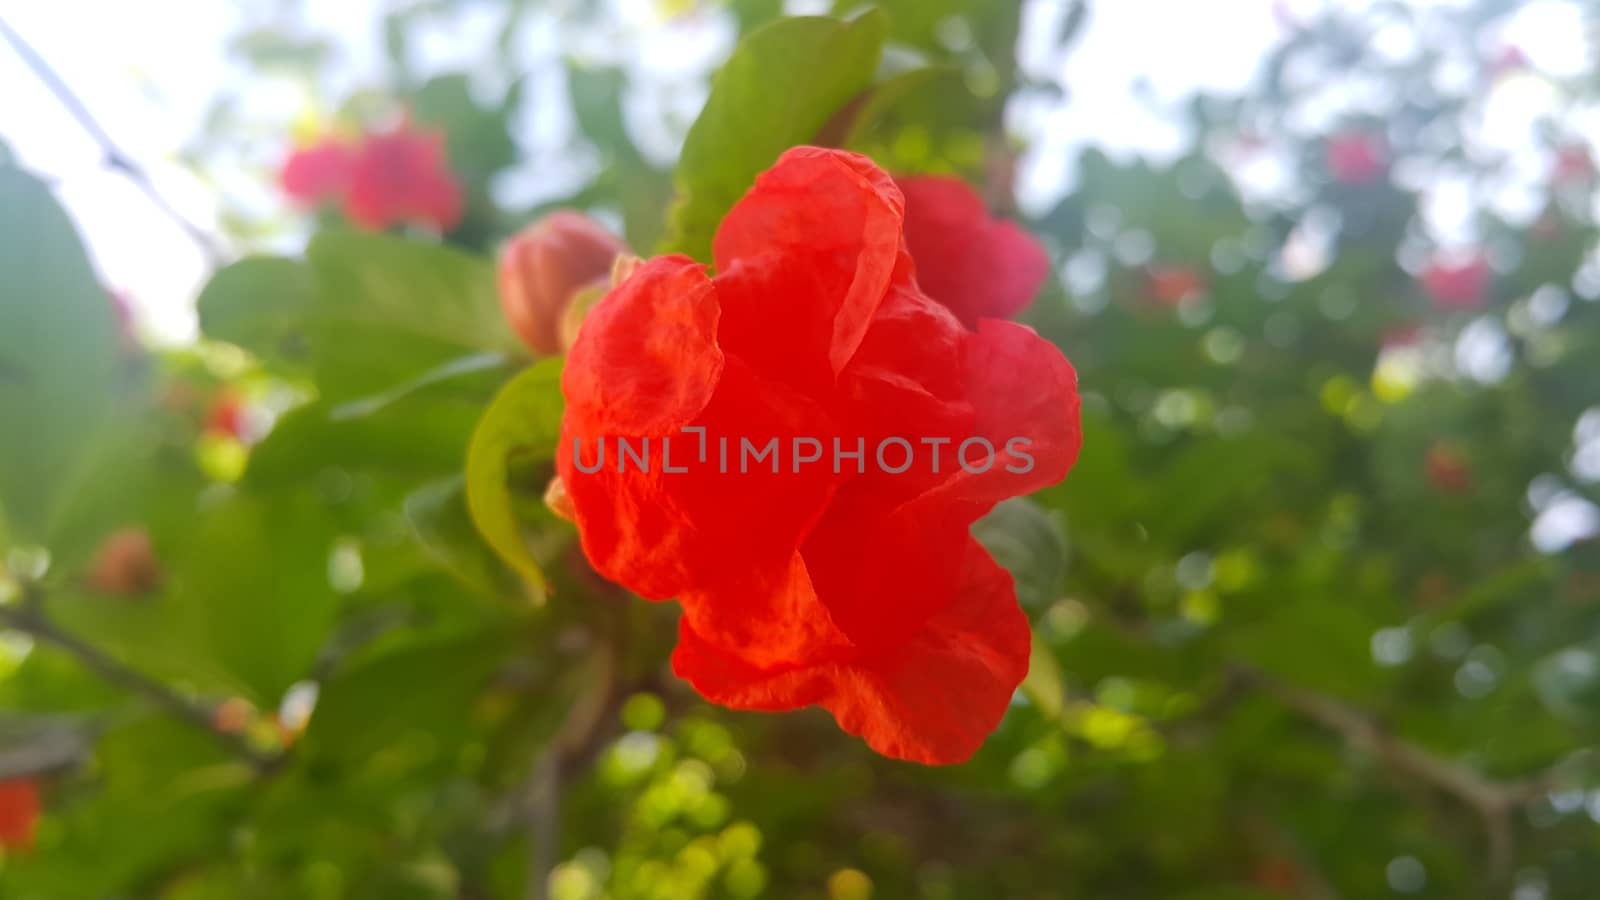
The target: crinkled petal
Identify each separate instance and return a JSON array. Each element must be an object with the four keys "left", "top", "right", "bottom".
[
  {"left": 673, "top": 540, "right": 1029, "bottom": 765},
  {"left": 801, "top": 317, "right": 1079, "bottom": 648},
  {"left": 677, "top": 552, "right": 851, "bottom": 669},
  {"left": 959, "top": 318, "right": 1082, "bottom": 498},
  {"left": 562, "top": 255, "right": 723, "bottom": 437},
  {"left": 560, "top": 347, "right": 841, "bottom": 601},
  {"left": 713, "top": 147, "right": 905, "bottom": 392}
]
